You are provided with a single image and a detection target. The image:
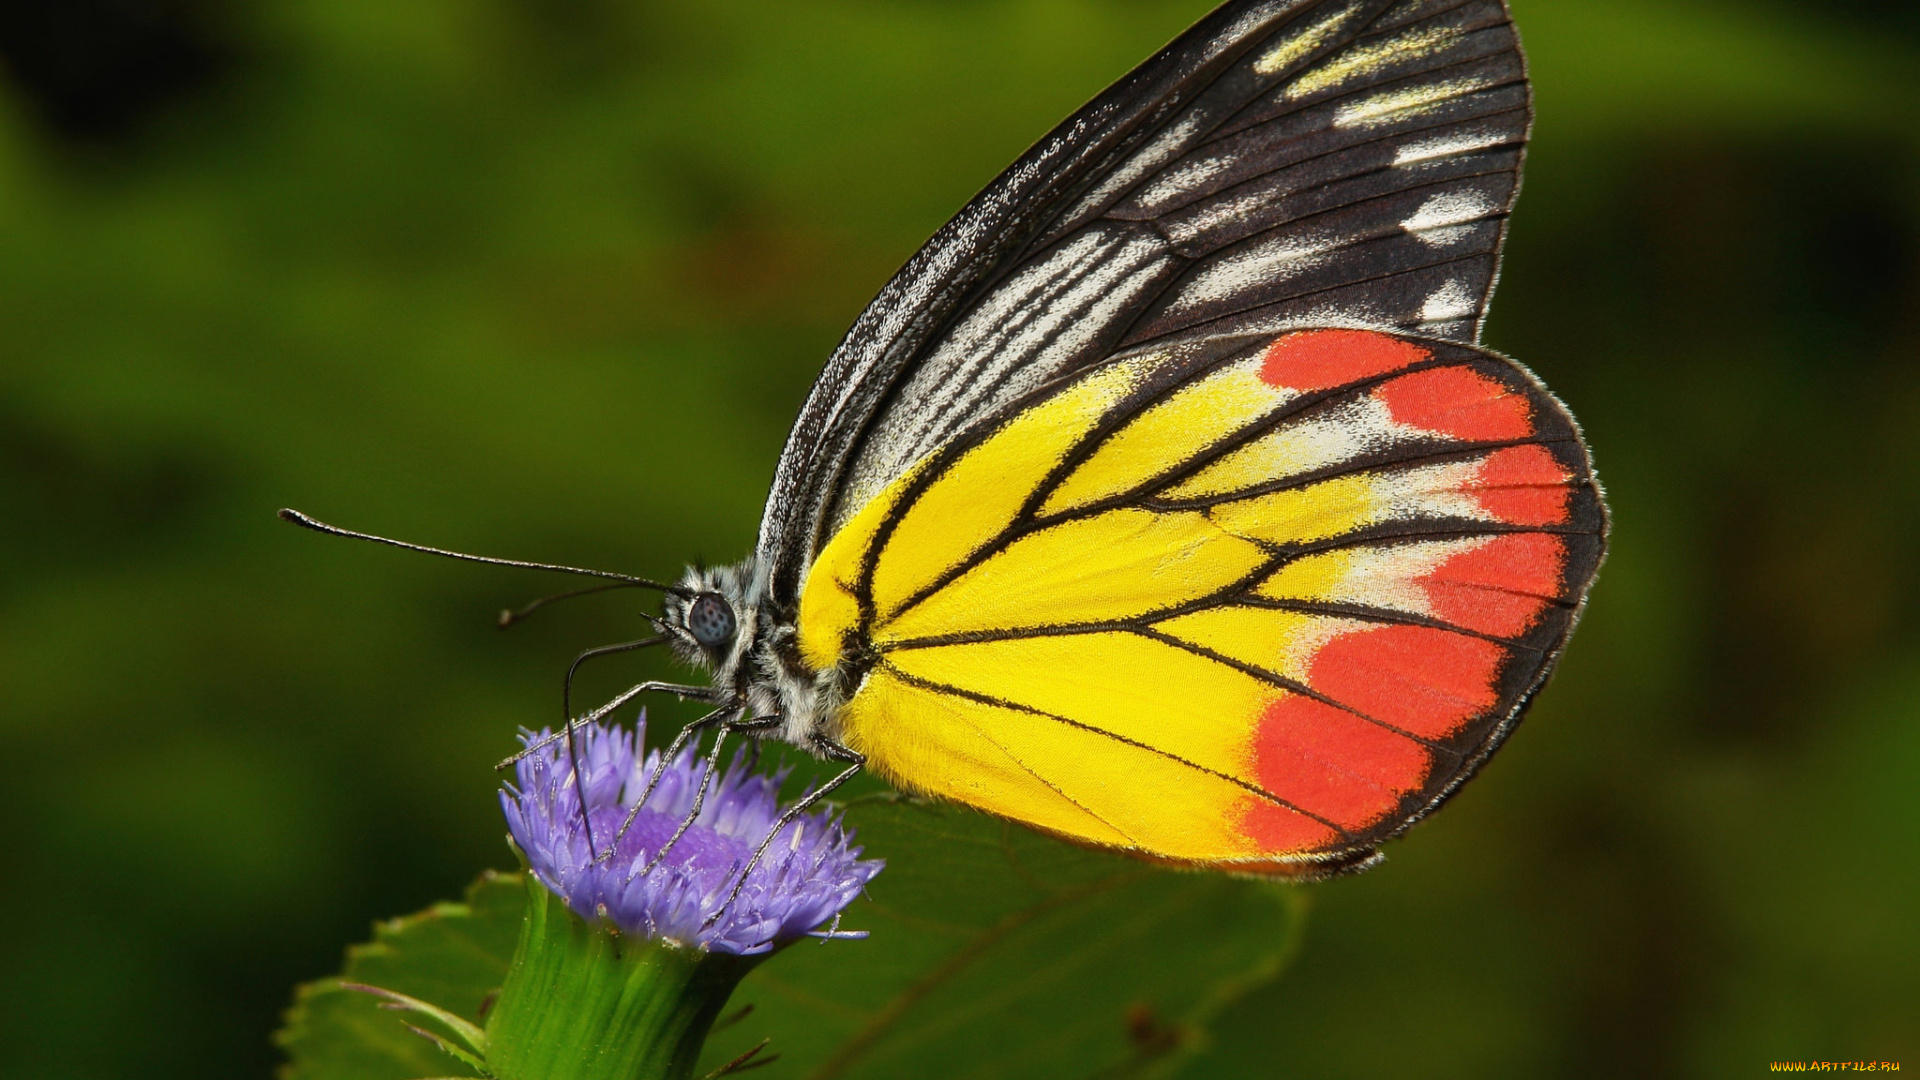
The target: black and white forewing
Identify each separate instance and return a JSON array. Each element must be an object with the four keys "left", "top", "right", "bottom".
[{"left": 758, "top": 0, "right": 1531, "bottom": 606}]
